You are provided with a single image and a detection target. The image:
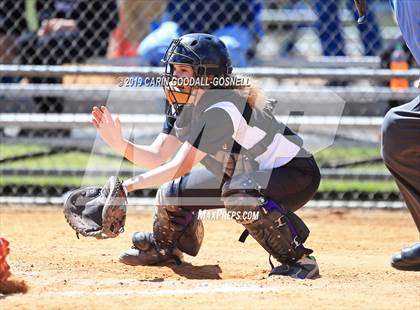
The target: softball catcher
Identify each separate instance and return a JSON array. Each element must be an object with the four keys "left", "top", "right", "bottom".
[{"left": 80, "top": 33, "right": 321, "bottom": 279}]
